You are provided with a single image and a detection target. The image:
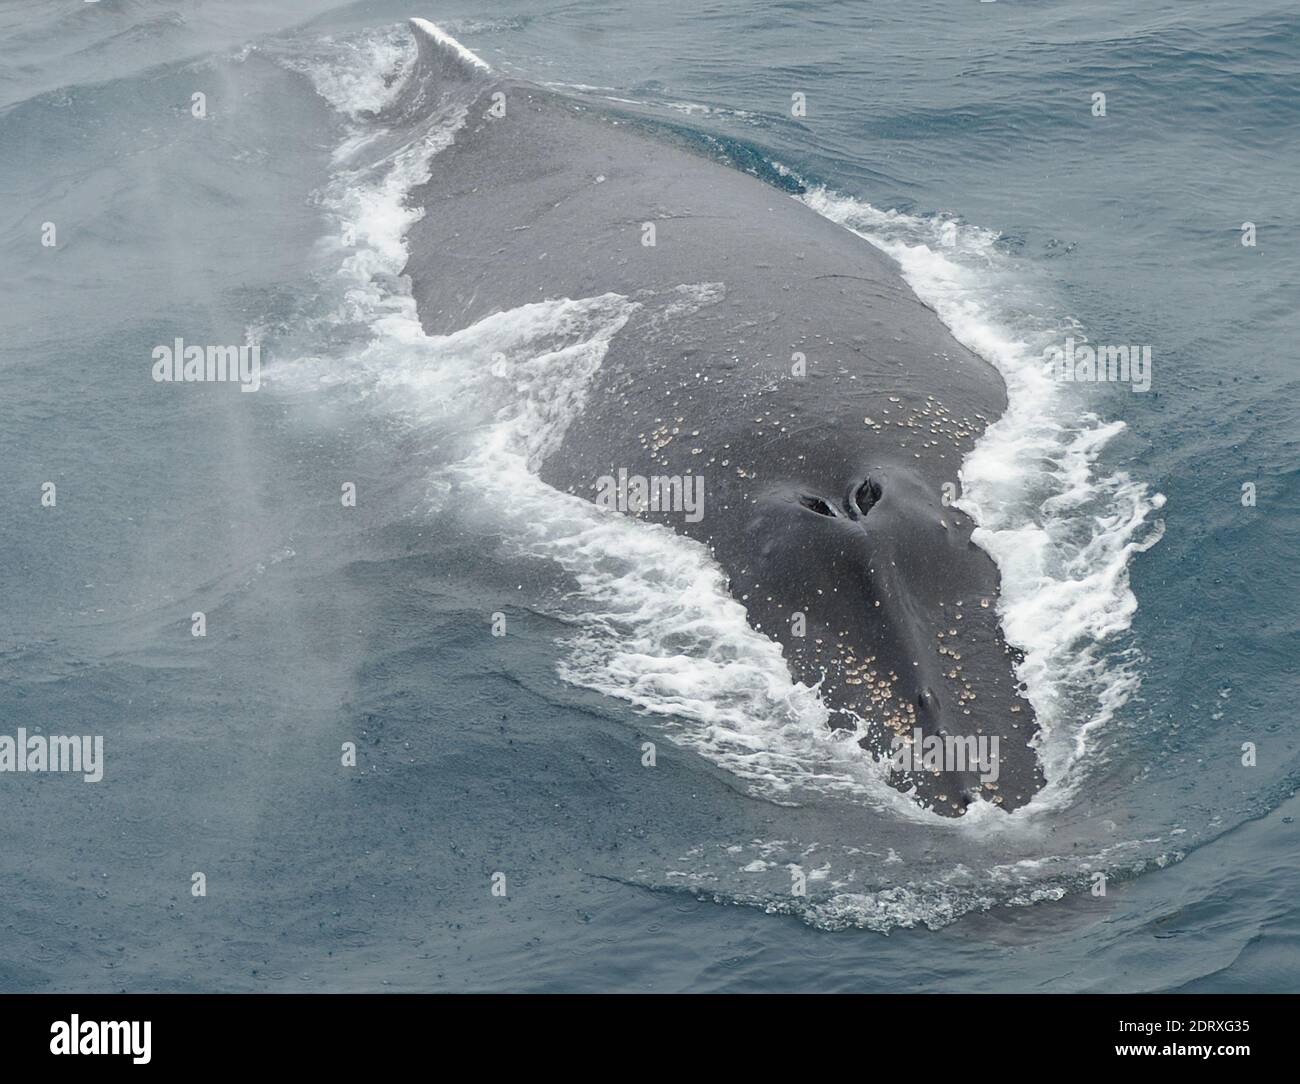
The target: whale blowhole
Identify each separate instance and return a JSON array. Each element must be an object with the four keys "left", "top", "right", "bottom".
[
  {"left": 799, "top": 495, "right": 839, "bottom": 518},
  {"left": 851, "top": 477, "right": 883, "bottom": 519}
]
